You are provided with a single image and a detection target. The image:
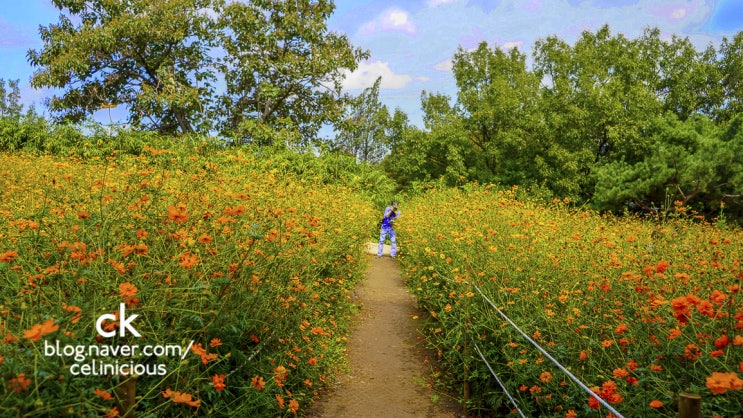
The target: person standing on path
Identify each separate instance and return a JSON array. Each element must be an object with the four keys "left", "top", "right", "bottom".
[{"left": 377, "top": 201, "right": 400, "bottom": 258}]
